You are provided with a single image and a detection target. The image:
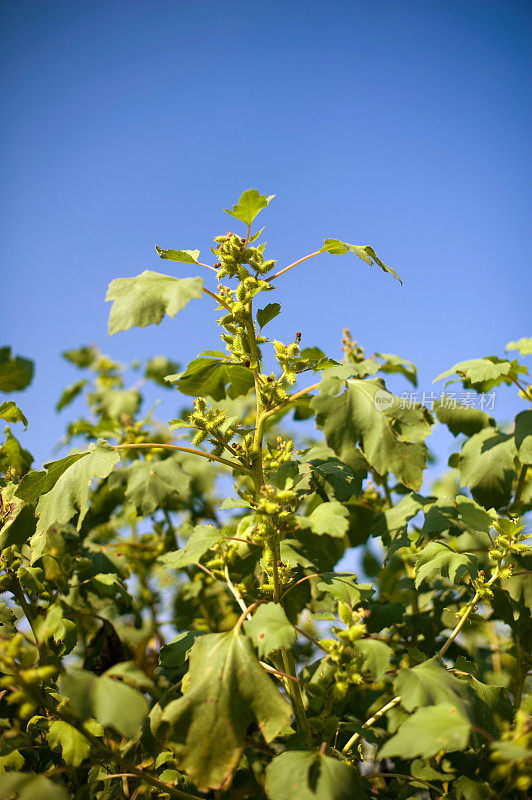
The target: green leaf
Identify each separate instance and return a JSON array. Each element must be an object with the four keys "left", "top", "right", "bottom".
[
  {"left": 303, "top": 448, "right": 360, "bottom": 500},
  {"left": 46, "top": 720, "right": 91, "bottom": 767},
  {"left": 144, "top": 355, "right": 180, "bottom": 386},
  {"left": 453, "top": 428, "right": 517, "bottom": 509},
  {"left": 160, "top": 524, "right": 220, "bottom": 568},
  {"left": 0, "top": 773, "right": 68, "bottom": 800},
  {"left": 354, "top": 639, "right": 393, "bottom": 680},
  {"left": 435, "top": 357, "right": 527, "bottom": 391},
  {"left": 301, "top": 501, "right": 349, "bottom": 538},
  {"left": 415, "top": 542, "right": 478, "bottom": 588},
  {"left": 266, "top": 751, "right": 367, "bottom": 800},
  {"left": 321, "top": 239, "right": 401, "bottom": 283},
  {"left": 0, "top": 400, "right": 28, "bottom": 429},
  {"left": 395, "top": 657, "right": 468, "bottom": 711},
  {"left": 0, "top": 603, "right": 17, "bottom": 638},
  {"left": 155, "top": 246, "right": 201, "bottom": 264},
  {"left": 0, "top": 428, "right": 33, "bottom": 476},
  {"left": 0, "top": 347, "right": 34, "bottom": 393},
  {"left": 26, "top": 442, "right": 120, "bottom": 535},
  {"left": 379, "top": 703, "right": 470, "bottom": 759},
  {"left": 317, "top": 573, "right": 374, "bottom": 606},
  {"left": 16, "top": 452, "right": 86, "bottom": 504},
  {"left": 375, "top": 352, "right": 417, "bottom": 386},
  {"left": 62, "top": 345, "right": 97, "bottom": 368},
  {"left": 312, "top": 377, "right": 432, "bottom": 490},
  {"left": 91, "top": 387, "right": 141, "bottom": 419},
  {"left": 372, "top": 492, "right": 431, "bottom": 542},
  {"left": 257, "top": 302, "right": 281, "bottom": 330},
  {"left": 56, "top": 380, "right": 87, "bottom": 412},
  {"left": 453, "top": 776, "right": 494, "bottom": 800},
  {"left": 166, "top": 357, "right": 255, "bottom": 401},
  {"left": 244, "top": 602, "right": 296, "bottom": 657},
  {"left": 506, "top": 337, "right": 532, "bottom": 356},
  {"left": 515, "top": 410, "right": 532, "bottom": 464},
  {"left": 61, "top": 669, "right": 149, "bottom": 739},
  {"left": 159, "top": 631, "right": 204, "bottom": 668},
  {"left": 119, "top": 456, "right": 191, "bottom": 514},
  {"left": 434, "top": 395, "right": 495, "bottom": 437},
  {"left": 224, "top": 189, "right": 275, "bottom": 226},
  {"left": 106, "top": 271, "right": 204, "bottom": 334},
  {"left": 219, "top": 497, "right": 251, "bottom": 510},
  {"left": 156, "top": 632, "right": 291, "bottom": 791}
]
